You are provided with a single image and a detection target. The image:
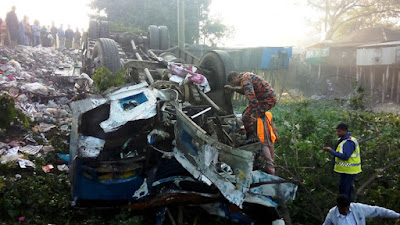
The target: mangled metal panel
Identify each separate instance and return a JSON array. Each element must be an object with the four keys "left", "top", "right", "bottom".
[
  {"left": 248, "top": 170, "right": 297, "bottom": 203},
  {"left": 69, "top": 83, "right": 166, "bottom": 159},
  {"left": 69, "top": 98, "right": 108, "bottom": 160},
  {"left": 243, "top": 193, "right": 278, "bottom": 207},
  {"left": 100, "top": 82, "right": 162, "bottom": 133},
  {"left": 174, "top": 108, "right": 254, "bottom": 207},
  {"left": 69, "top": 98, "right": 108, "bottom": 115}
]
